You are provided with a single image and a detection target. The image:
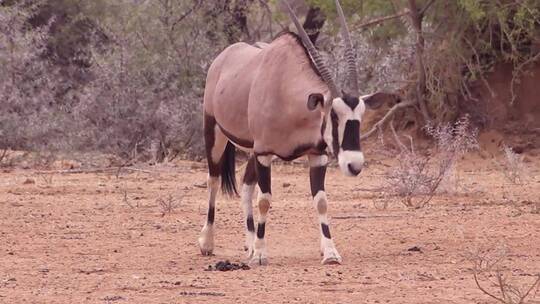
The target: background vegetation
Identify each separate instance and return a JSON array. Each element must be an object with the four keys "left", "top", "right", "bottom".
[{"left": 1, "top": 0, "right": 539, "bottom": 162}]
